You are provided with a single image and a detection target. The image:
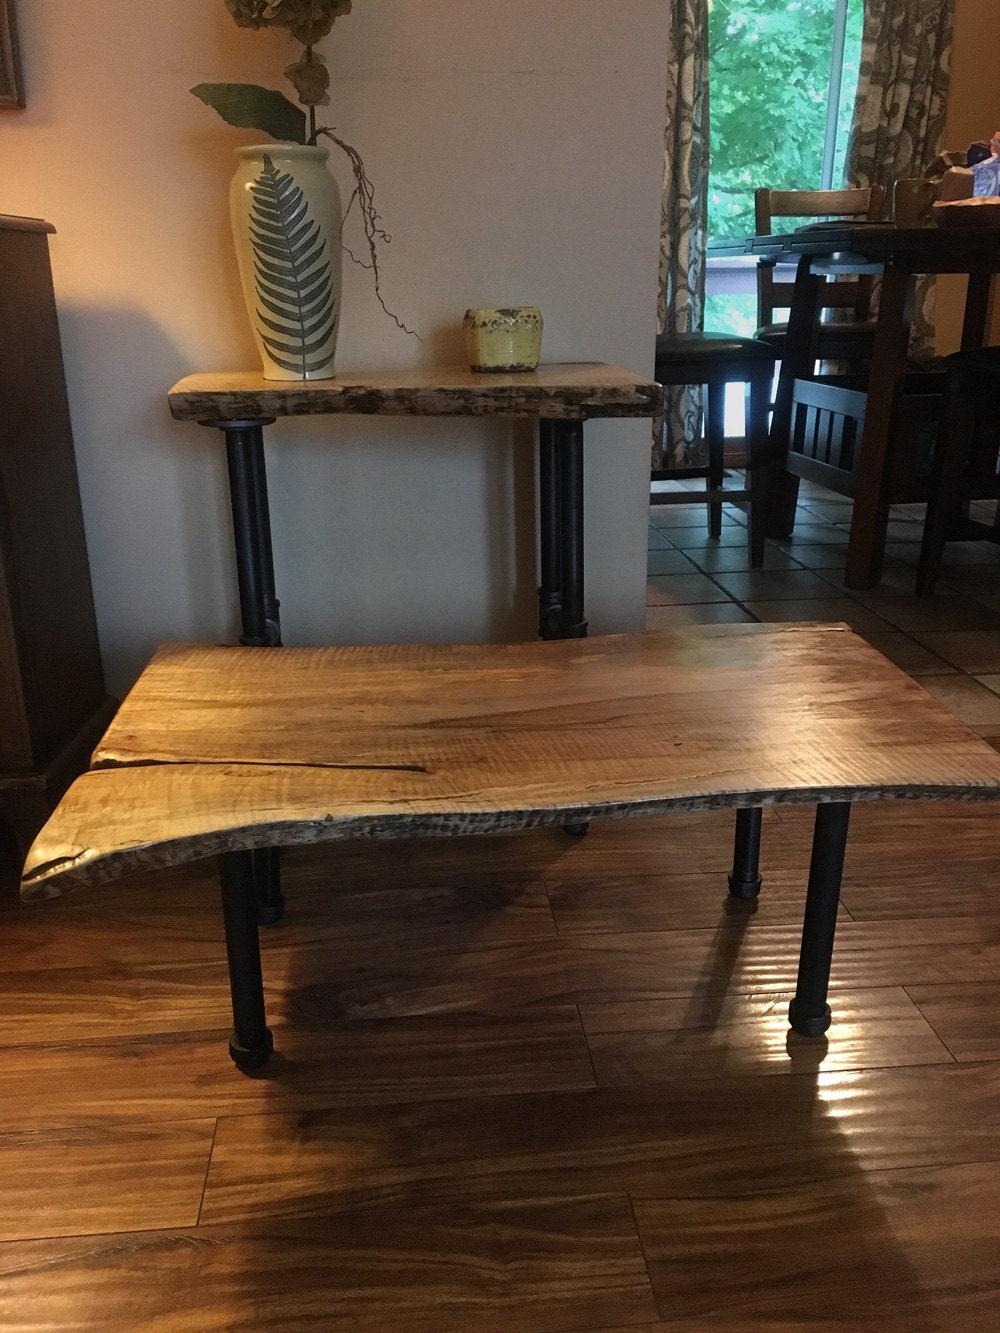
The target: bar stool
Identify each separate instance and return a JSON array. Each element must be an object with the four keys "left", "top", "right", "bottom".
[
  {"left": 917, "top": 346, "right": 1000, "bottom": 595},
  {"left": 653, "top": 331, "right": 778, "bottom": 567}
]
